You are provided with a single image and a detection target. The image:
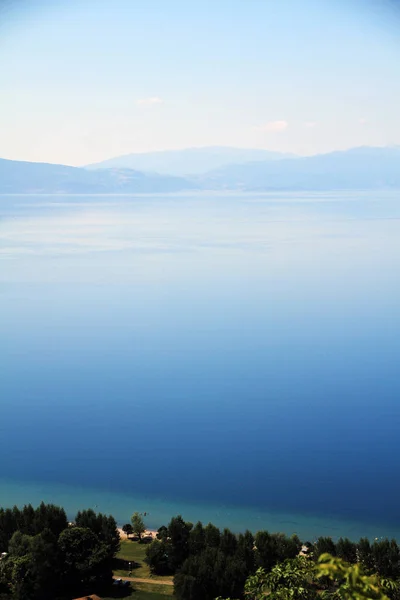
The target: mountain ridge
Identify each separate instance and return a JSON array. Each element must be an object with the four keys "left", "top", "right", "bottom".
[
  {"left": 85, "top": 146, "right": 297, "bottom": 176},
  {"left": 1, "top": 146, "right": 399, "bottom": 193}
]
